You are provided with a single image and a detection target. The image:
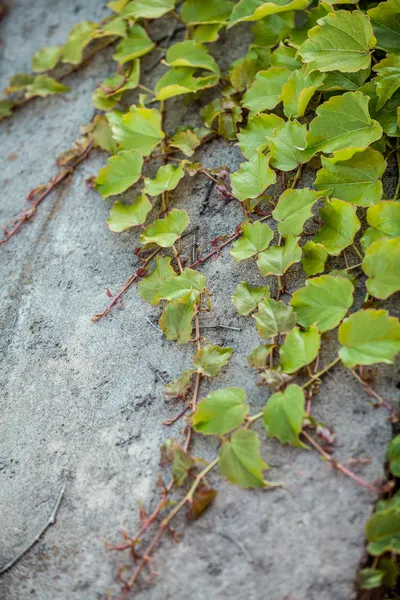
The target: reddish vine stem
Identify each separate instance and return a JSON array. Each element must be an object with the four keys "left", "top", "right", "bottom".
[
  {"left": 350, "top": 369, "right": 397, "bottom": 418},
  {"left": 301, "top": 430, "right": 380, "bottom": 494},
  {"left": 91, "top": 247, "right": 161, "bottom": 321},
  {"left": 0, "top": 141, "right": 93, "bottom": 245}
]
